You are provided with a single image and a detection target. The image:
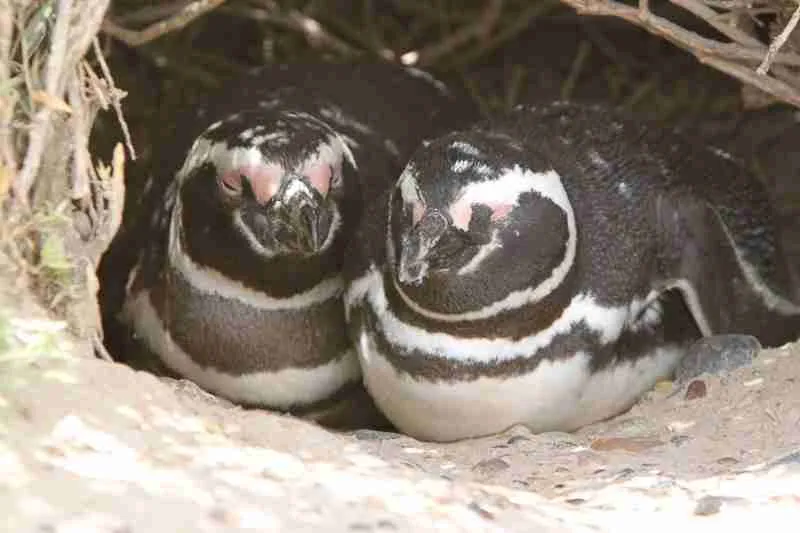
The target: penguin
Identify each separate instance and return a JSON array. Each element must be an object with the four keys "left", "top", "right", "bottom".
[
  {"left": 104, "top": 62, "right": 478, "bottom": 429},
  {"left": 343, "top": 101, "right": 800, "bottom": 442}
]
